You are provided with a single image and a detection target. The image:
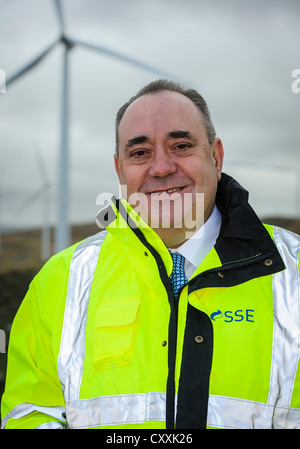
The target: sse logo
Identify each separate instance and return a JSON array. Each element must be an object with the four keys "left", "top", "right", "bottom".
[{"left": 210, "top": 309, "right": 255, "bottom": 323}]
